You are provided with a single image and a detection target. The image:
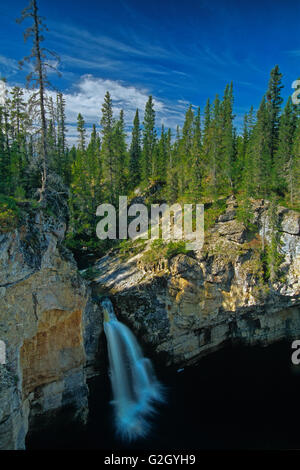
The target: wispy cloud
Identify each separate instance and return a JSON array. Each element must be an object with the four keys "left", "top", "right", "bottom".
[
  {"left": 49, "top": 22, "right": 170, "bottom": 61},
  {"left": 286, "top": 49, "right": 300, "bottom": 57},
  {"left": 0, "top": 54, "right": 19, "bottom": 71},
  {"left": 0, "top": 54, "right": 20, "bottom": 78},
  {"left": 60, "top": 54, "right": 120, "bottom": 72}
]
